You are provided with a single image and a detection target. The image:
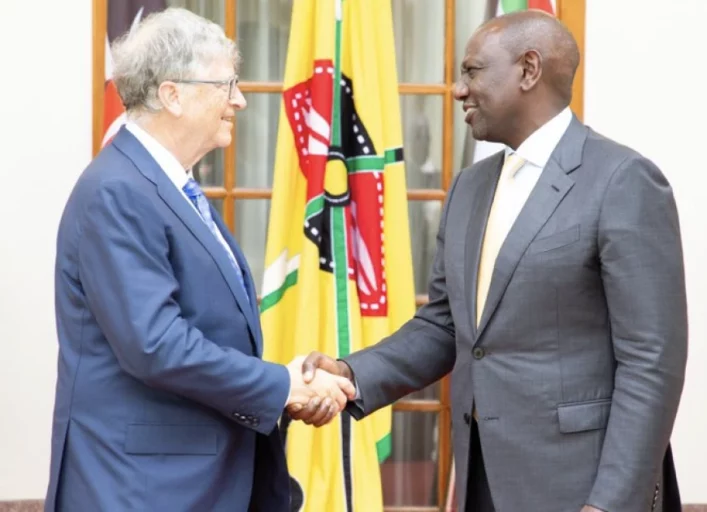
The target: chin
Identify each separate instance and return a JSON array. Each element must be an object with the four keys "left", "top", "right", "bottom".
[{"left": 215, "top": 134, "right": 232, "bottom": 148}]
